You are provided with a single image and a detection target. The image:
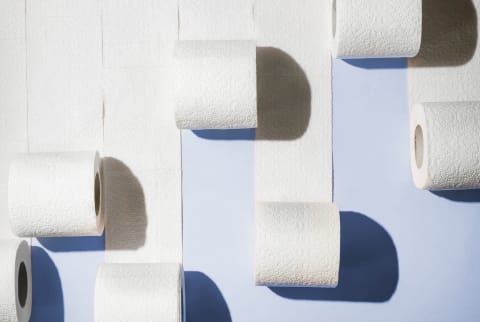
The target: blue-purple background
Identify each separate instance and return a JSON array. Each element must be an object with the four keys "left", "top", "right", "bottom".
[{"left": 31, "top": 59, "right": 480, "bottom": 322}]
